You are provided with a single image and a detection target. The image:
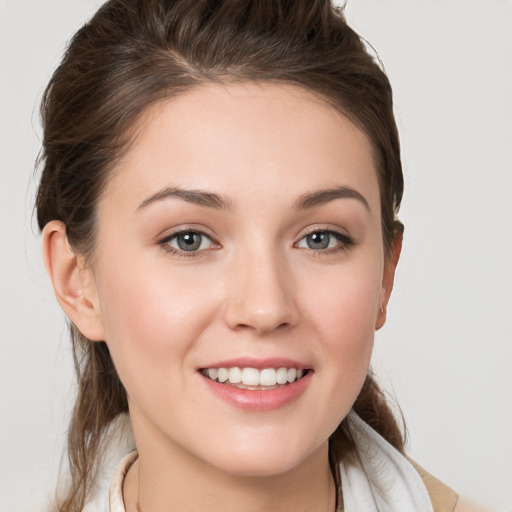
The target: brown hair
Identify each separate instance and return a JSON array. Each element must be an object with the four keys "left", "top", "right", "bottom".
[{"left": 36, "top": 1, "right": 405, "bottom": 510}]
